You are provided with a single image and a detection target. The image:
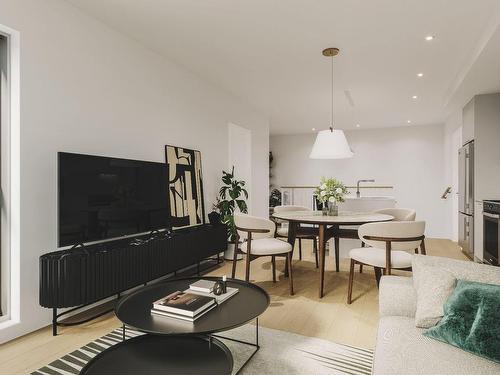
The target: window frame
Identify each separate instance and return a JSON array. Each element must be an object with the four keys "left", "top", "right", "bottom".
[{"left": 0, "top": 24, "right": 20, "bottom": 326}]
